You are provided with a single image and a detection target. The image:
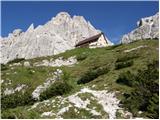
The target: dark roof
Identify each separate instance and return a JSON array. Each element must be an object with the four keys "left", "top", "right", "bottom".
[{"left": 75, "top": 32, "right": 106, "bottom": 47}]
